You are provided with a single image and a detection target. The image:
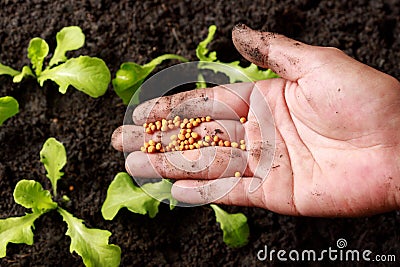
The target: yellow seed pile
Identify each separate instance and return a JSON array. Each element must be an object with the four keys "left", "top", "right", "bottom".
[{"left": 140, "top": 116, "right": 247, "bottom": 153}]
